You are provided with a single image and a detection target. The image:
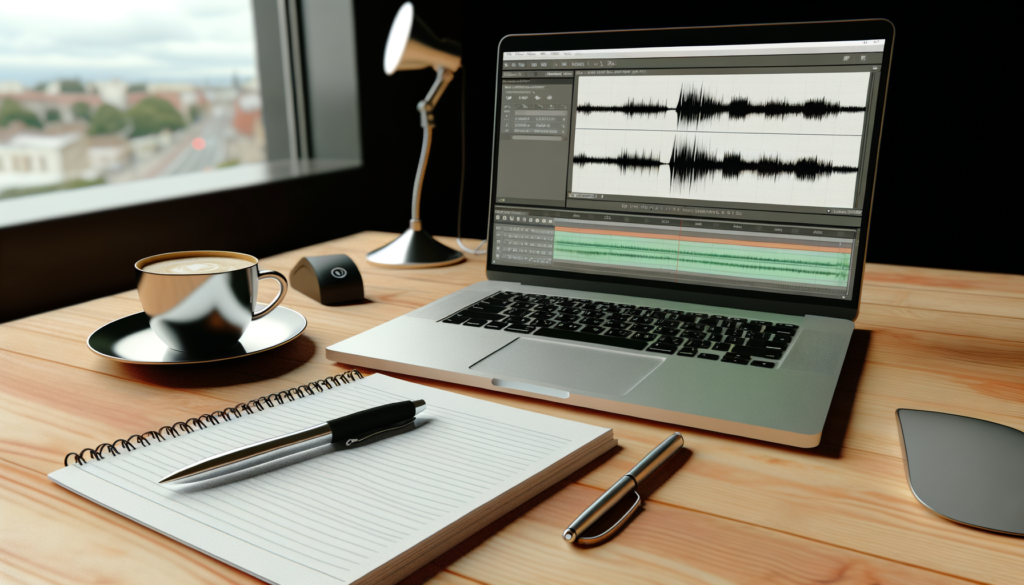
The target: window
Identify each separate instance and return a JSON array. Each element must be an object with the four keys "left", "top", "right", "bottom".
[{"left": 0, "top": 1, "right": 265, "bottom": 201}]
